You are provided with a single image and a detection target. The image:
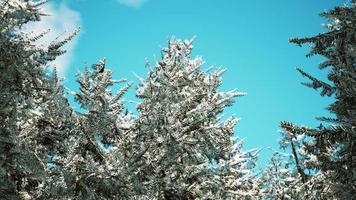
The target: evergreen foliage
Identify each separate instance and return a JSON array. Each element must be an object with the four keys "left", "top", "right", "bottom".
[
  {"left": 270, "top": 1, "right": 356, "bottom": 199},
  {"left": 124, "top": 38, "right": 259, "bottom": 199},
  {"left": 70, "top": 59, "right": 133, "bottom": 199},
  {"left": 260, "top": 151, "right": 304, "bottom": 199},
  {"left": 0, "top": 0, "right": 77, "bottom": 199},
  {"left": 5, "top": 0, "right": 355, "bottom": 199},
  {"left": 0, "top": 1, "right": 259, "bottom": 199}
]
